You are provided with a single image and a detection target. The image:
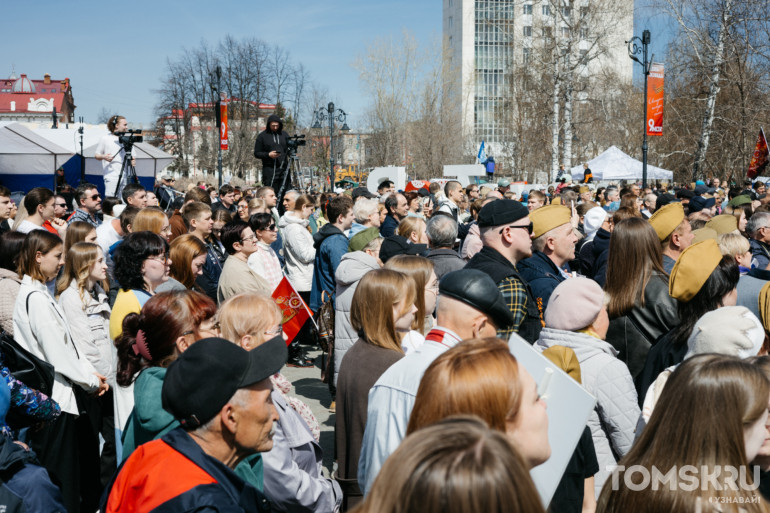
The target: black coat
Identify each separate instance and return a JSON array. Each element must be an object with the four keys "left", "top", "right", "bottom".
[{"left": 606, "top": 273, "right": 678, "bottom": 380}]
